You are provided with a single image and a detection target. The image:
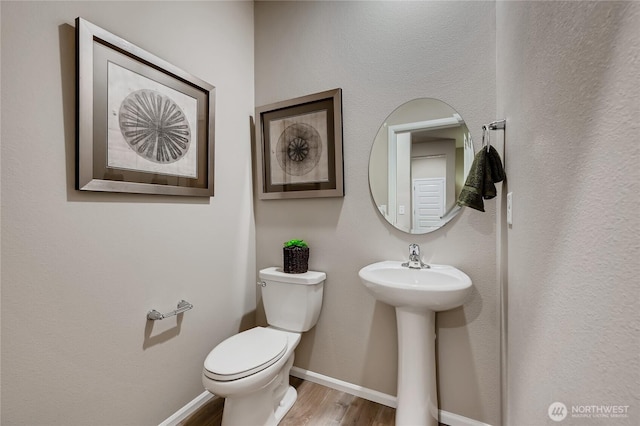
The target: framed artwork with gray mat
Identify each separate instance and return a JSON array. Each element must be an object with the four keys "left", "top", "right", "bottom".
[
  {"left": 76, "top": 17, "right": 215, "bottom": 196},
  {"left": 255, "top": 88, "right": 343, "bottom": 199}
]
